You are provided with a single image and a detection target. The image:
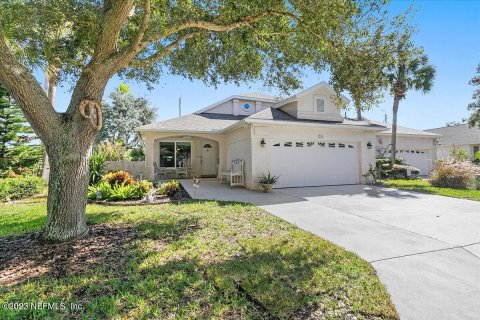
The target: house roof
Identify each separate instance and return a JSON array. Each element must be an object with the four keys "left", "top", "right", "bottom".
[
  {"left": 136, "top": 113, "right": 247, "bottom": 133},
  {"left": 137, "top": 108, "right": 388, "bottom": 133},
  {"left": 272, "top": 82, "right": 350, "bottom": 109},
  {"left": 372, "top": 120, "right": 440, "bottom": 138},
  {"left": 425, "top": 124, "right": 480, "bottom": 145},
  {"left": 193, "top": 92, "right": 278, "bottom": 114}
]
